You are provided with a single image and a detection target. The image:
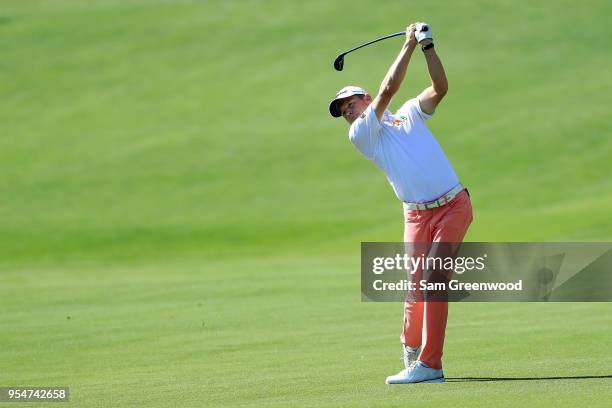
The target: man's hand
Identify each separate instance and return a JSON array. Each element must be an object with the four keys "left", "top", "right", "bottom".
[
  {"left": 415, "top": 22, "right": 433, "bottom": 44},
  {"left": 405, "top": 23, "right": 417, "bottom": 48}
]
